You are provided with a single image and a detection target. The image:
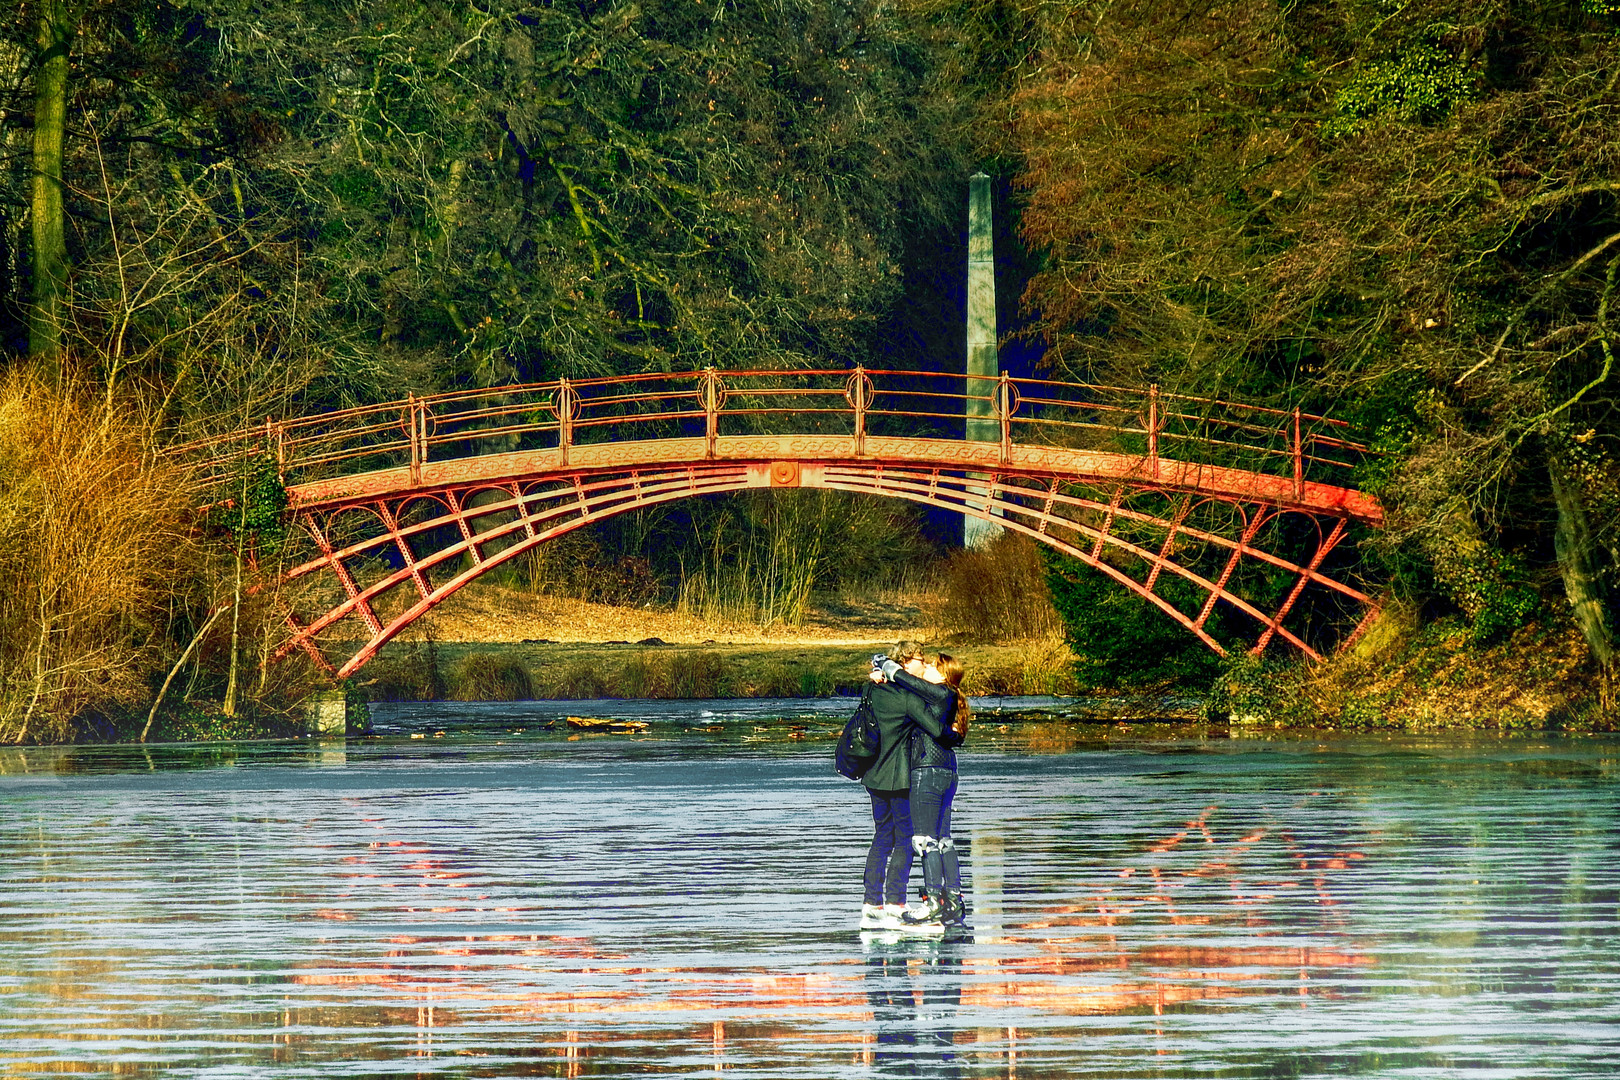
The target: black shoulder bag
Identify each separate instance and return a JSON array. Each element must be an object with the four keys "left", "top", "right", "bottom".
[{"left": 834, "top": 685, "right": 880, "bottom": 780}]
